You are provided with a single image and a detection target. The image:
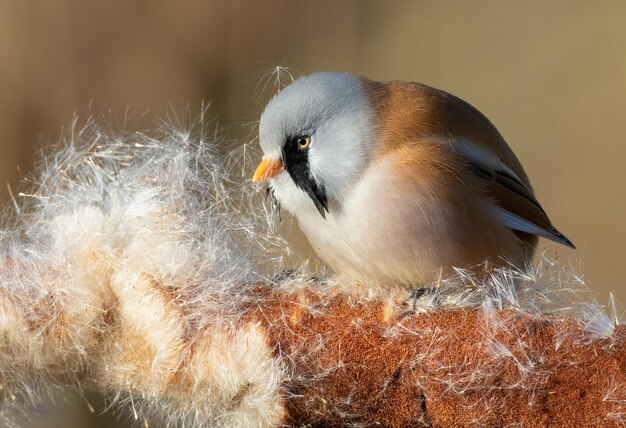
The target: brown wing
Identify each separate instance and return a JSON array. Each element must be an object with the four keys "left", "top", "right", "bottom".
[
  {"left": 366, "top": 79, "right": 575, "bottom": 248},
  {"left": 453, "top": 137, "right": 575, "bottom": 248}
]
